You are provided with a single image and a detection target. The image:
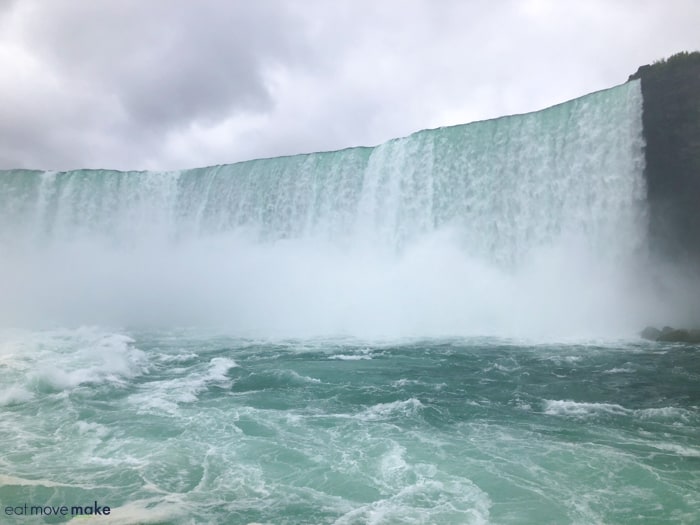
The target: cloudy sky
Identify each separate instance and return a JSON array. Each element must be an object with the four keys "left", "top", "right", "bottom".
[{"left": 0, "top": 0, "right": 698, "bottom": 172}]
